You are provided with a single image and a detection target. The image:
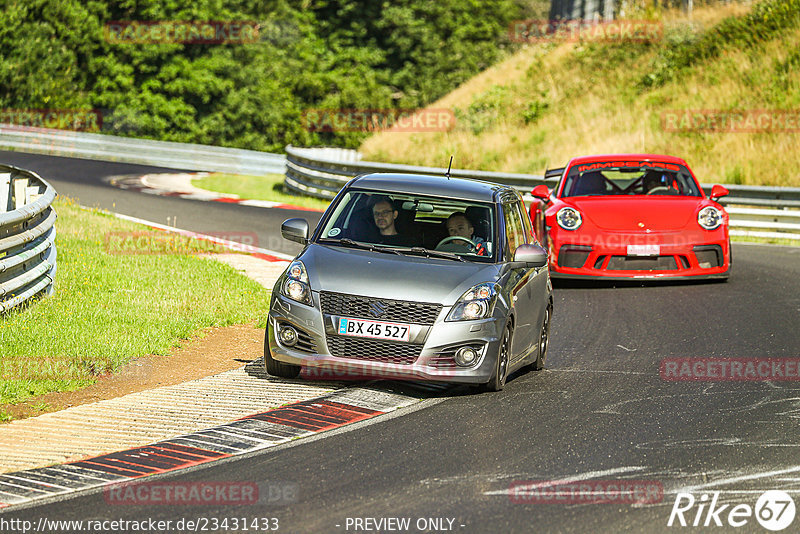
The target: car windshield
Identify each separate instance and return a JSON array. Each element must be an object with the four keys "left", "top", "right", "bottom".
[
  {"left": 562, "top": 161, "right": 702, "bottom": 197},
  {"left": 316, "top": 189, "right": 496, "bottom": 261}
]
